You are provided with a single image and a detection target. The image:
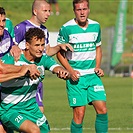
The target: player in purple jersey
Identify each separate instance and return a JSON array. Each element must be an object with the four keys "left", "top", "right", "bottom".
[
  {"left": 0, "top": 30, "right": 13, "bottom": 58},
  {"left": 14, "top": 0, "right": 73, "bottom": 113}
]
